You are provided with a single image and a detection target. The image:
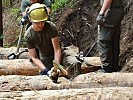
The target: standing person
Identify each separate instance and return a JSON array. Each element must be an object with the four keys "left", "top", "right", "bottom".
[
  {"left": 21, "top": 0, "right": 52, "bottom": 17},
  {"left": 96, "top": 0, "right": 124, "bottom": 72},
  {"left": 20, "top": 0, "right": 52, "bottom": 27},
  {"left": 25, "top": 3, "right": 61, "bottom": 76}
]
